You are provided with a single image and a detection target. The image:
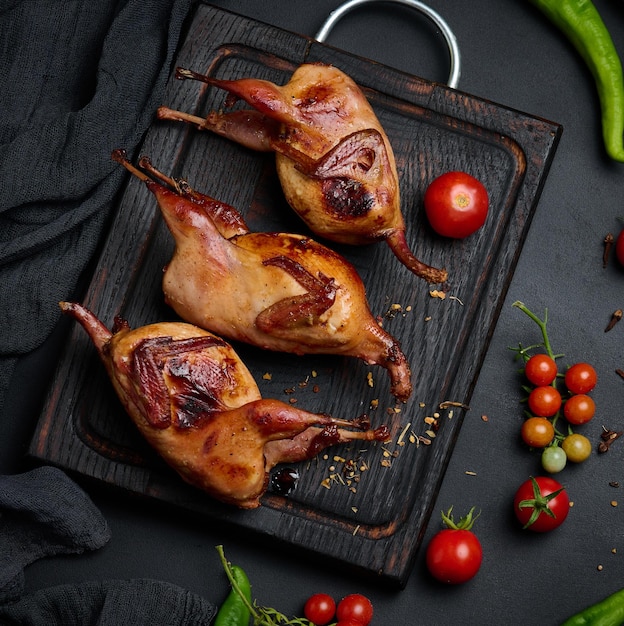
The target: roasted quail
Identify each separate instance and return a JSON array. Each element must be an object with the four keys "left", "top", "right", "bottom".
[
  {"left": 157, "top": 63, "right": 447, "bottom": 283},
  {"left": 112, "top": 149, "right": 412, "bottom": 402},
  {"left": 60, "top": 301, "right": 389, "bottom": 509}
]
